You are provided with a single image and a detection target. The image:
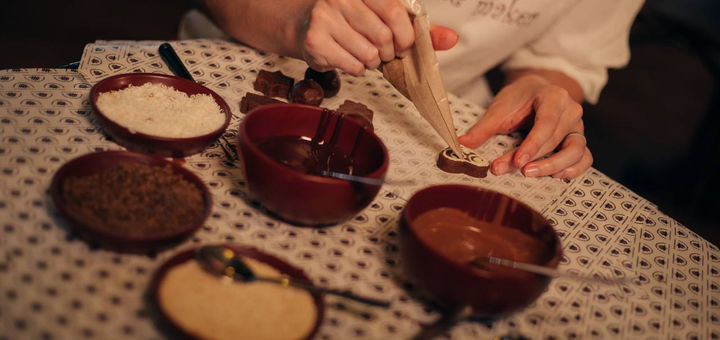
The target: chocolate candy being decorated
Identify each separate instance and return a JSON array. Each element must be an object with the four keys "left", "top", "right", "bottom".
[
  {"left": 437, "top": 146, "right": 490, "bottom": 178},
  {"left": 289, "top": 79, "right": 324, "bottom": 106},
  {"left": 304, "top": 68, "right": 341, "bottom": 98}
]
